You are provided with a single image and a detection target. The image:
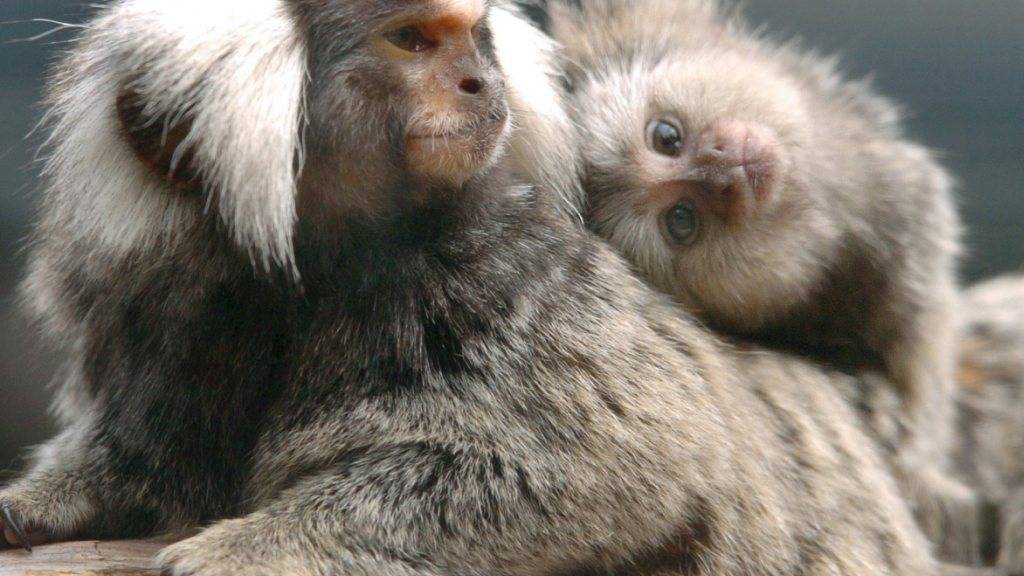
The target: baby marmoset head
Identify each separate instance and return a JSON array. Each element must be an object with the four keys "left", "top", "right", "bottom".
[{"left": 573, "top": 44, "right": 841, "bottom": 332}]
